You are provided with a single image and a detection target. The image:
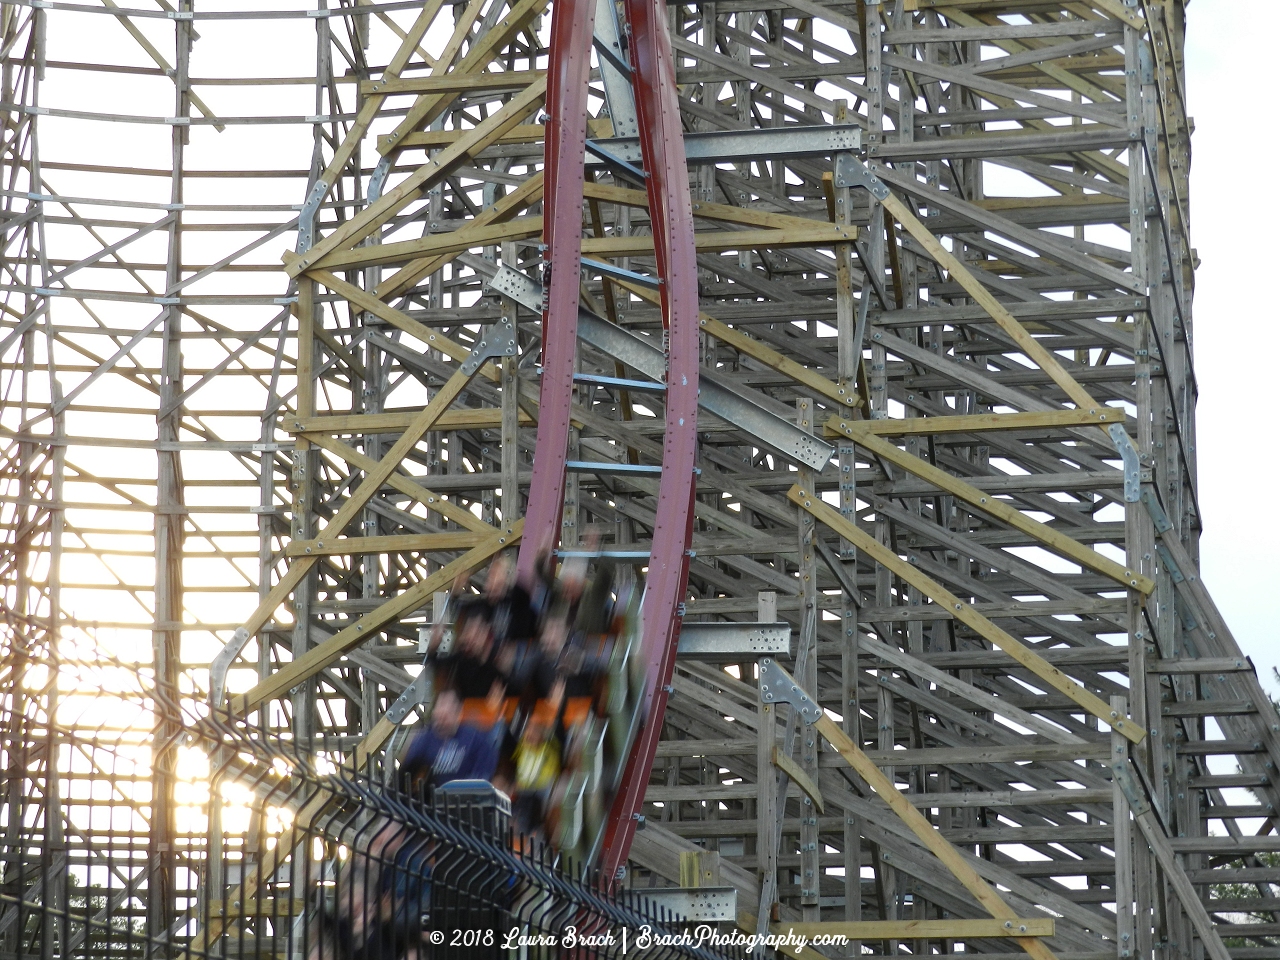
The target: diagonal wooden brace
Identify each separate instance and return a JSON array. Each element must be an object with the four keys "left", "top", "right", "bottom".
[
  {"left": 826, "top": 418, "right": 1156, "bottom": 595},
  {"left": 218, "top": 328, "right": 516, "bottom": 694},
  {"left": 759, "top": 657, "right": 1062, "bottom": 960},
  {"left": 788, "top": 485, "right": 1145, "bottom": 744},
  {"left": 230, "top": 520, "right": 522, "bottom": 719}
]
